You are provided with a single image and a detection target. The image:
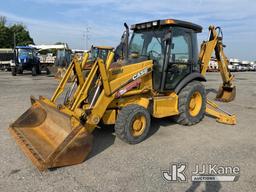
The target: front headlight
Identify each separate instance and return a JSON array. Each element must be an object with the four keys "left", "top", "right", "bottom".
[
  {"left": 10, "top": 60, "right": 15, "bottom": 66},
  {"left": 18, "top": 58, "right": 21, "bottom": 63}
]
